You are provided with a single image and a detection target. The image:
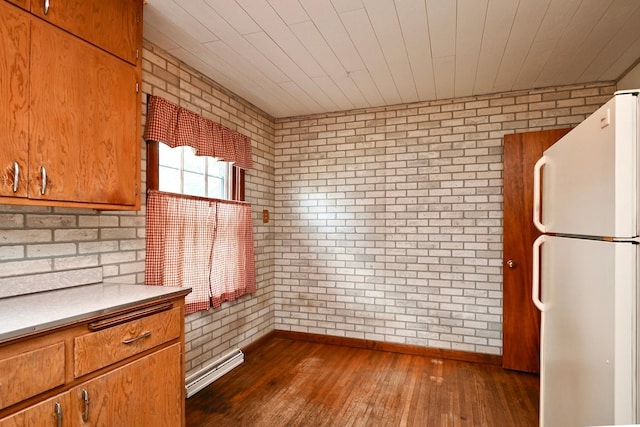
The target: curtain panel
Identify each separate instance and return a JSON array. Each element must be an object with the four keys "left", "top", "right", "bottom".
[
  {"left": 145, "top": 190, "right": 256, "bottom": 314},
  {"left": 210, "top": 202, "right": 256, "bottom": 309},
  {"left": 143, "top": 95, "right": 253, "bottom": 170}
]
